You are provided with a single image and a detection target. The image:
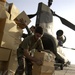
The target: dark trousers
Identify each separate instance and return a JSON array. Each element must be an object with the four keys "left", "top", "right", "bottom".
[{"left": 25, "top": 58, "right": 33, "bottom": 75}]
